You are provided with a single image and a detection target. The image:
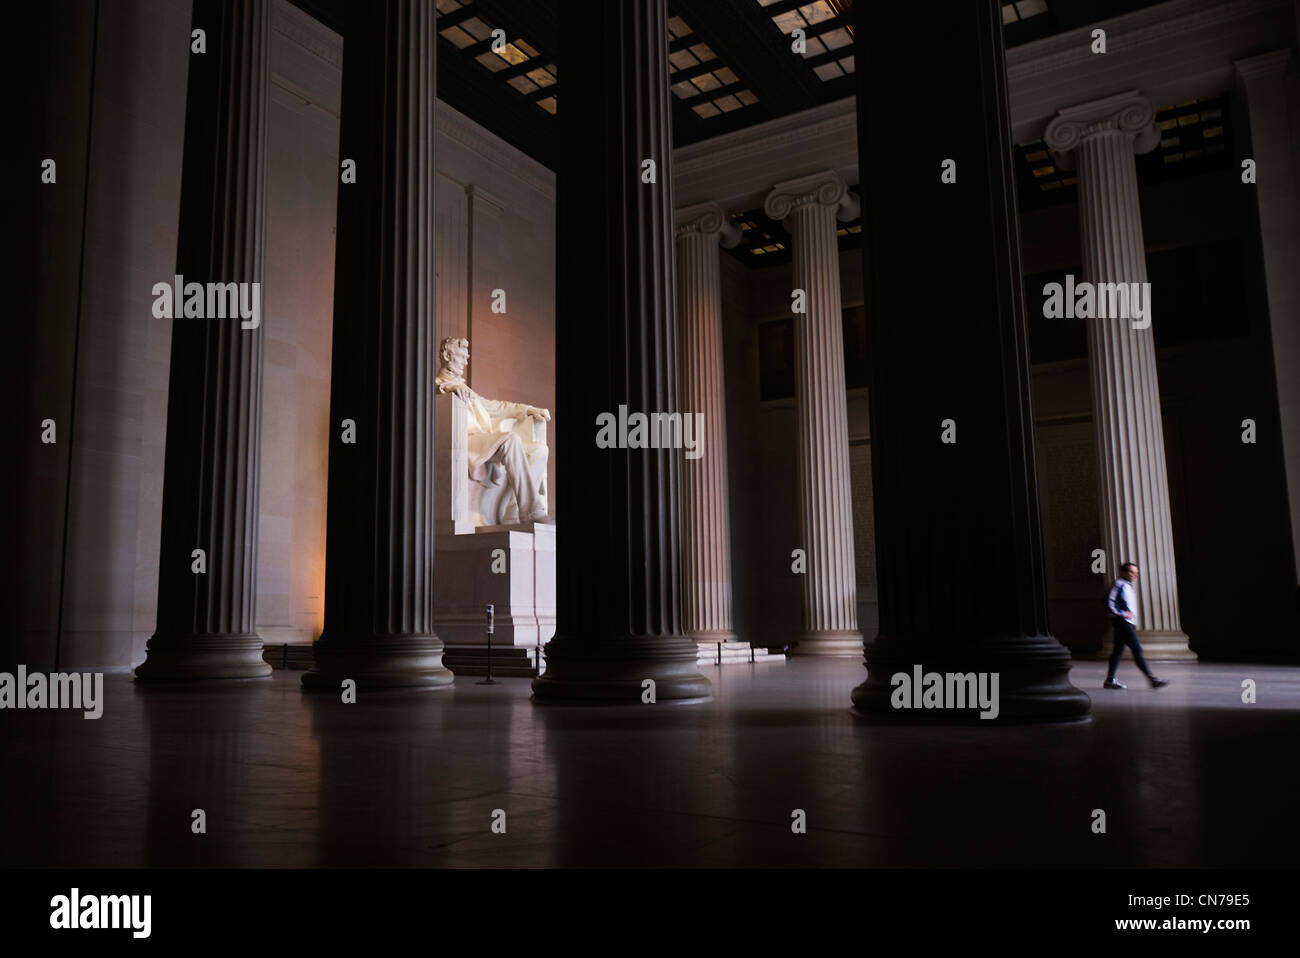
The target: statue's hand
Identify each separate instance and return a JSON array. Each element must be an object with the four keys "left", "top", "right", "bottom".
[
  {"left": 526, "top": 406, "right": 551, "bottom": 422},
  {"left": 453, "top": 385, "right": 474, "bottom": 404}
]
